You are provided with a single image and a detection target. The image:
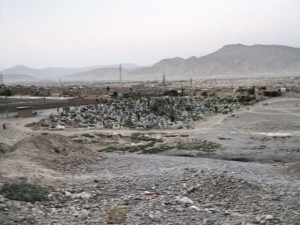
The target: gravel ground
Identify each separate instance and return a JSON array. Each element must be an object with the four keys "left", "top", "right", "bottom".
[{"left": 0, "top": 98, "right": 299, "bottom": 224}]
